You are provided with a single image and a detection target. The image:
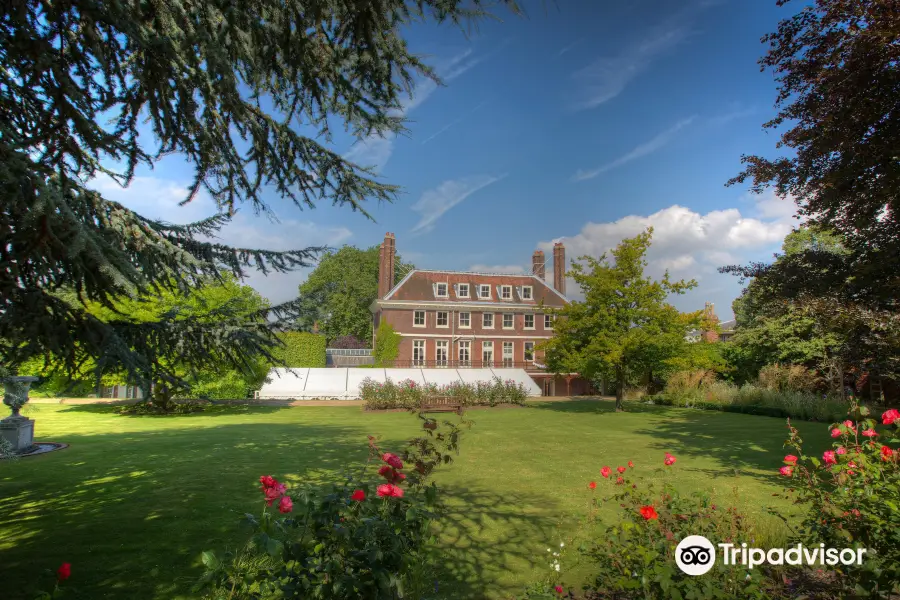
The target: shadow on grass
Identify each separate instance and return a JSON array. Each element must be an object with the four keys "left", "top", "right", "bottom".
[
  {"left": 526, "top": 398, "right": 673, "bottom": 415},
  {"left": 57, "top": 402, "right": 292, "bottom": 418},
  {"left": 426, "top": 485, "right": 561, "bottom": 599}
]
